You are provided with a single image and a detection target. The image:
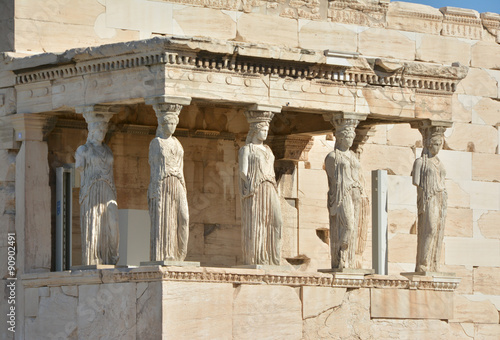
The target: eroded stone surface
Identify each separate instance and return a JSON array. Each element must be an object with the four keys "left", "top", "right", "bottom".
[
  {"left": 163, "top": 281, "right": 233, "bottom": 340},
  {"left": 233, "top": 285, "right": 302, "bottom": 340}
]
